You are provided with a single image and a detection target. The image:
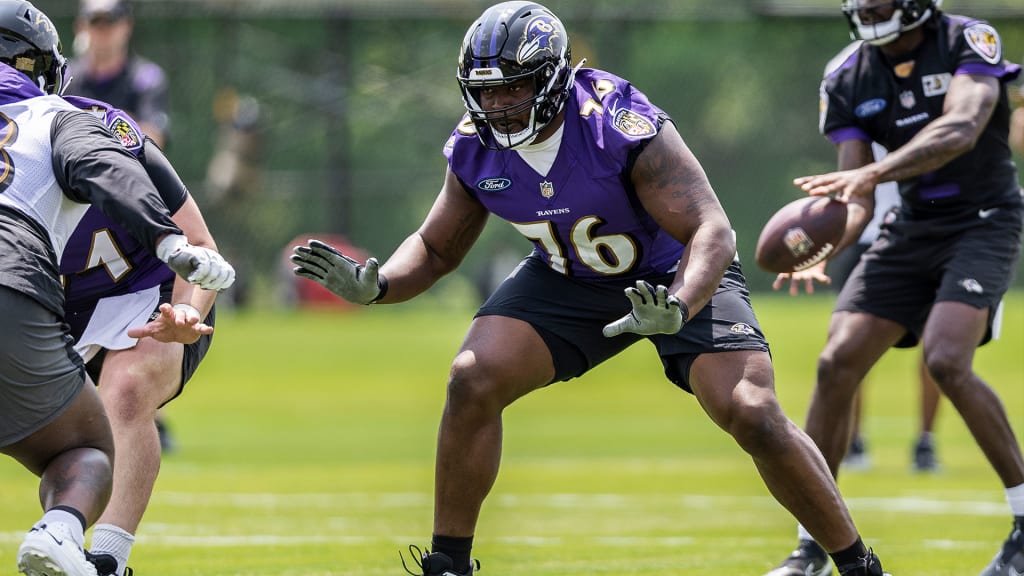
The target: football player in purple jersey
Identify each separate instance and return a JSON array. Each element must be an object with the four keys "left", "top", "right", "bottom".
[
  {"left": 293, "top": 2, "right": 891, "bottom": 575},
  {"left": 770, "top": 1, "right": 1024, "bottom": 575},
  {"left": 0, "top": 2, "right": 233, "bottom": 575},
  {"left": 59, "top": 95, "right": 225, "bottom": 576}
]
